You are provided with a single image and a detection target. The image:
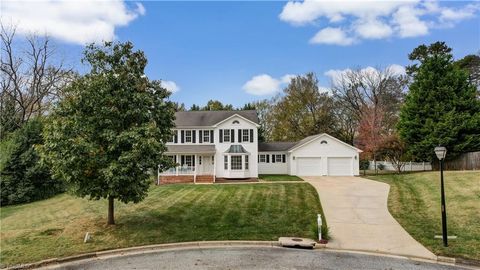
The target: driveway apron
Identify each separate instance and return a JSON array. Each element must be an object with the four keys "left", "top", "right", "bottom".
[{"left": 303, "top": 176, "right": 436, "bottom": 260}]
